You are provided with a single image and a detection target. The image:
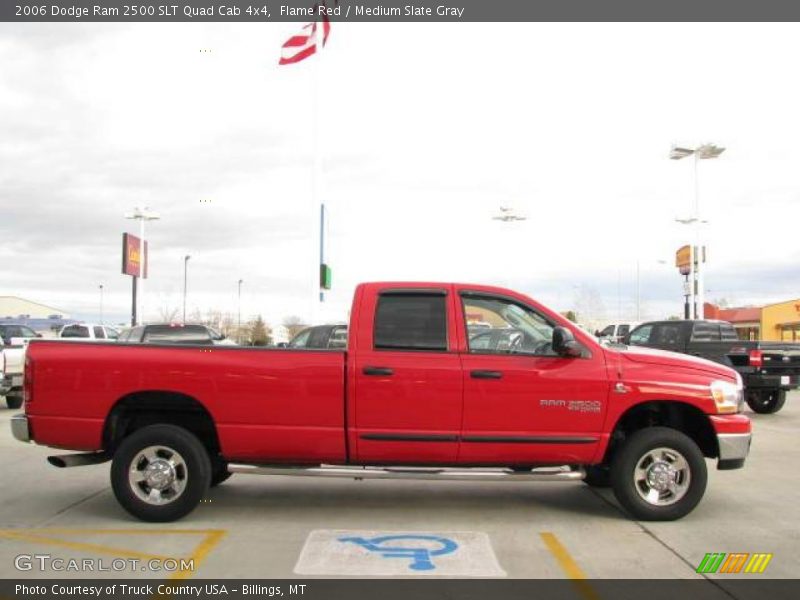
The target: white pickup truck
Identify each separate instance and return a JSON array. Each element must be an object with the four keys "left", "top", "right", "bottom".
[
  {"left": 0, "top": 323, "right": 40, "bottom": 409},
  {"left": 58, "top": 323, "right": 120, "bottom": 340}
]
